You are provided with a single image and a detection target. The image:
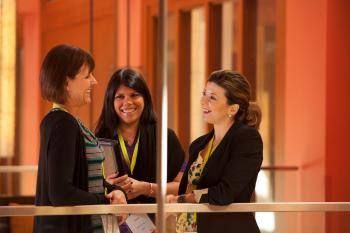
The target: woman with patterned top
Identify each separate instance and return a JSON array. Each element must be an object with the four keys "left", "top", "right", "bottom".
[
  {"left": 168, "top": 70, "right": 263, "bottom": 233},
  {"left": 33, "top": 44, "right": 127, "bottom": 233}
]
